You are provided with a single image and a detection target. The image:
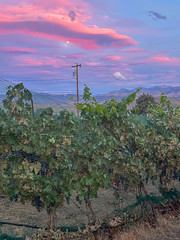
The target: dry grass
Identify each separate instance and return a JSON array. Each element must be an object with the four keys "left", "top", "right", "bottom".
[
  {"left": 114, "top": 213, "right": 180, "bottom": 240},
  {"left": 29, "top": 212, "right": 180, "bottom": 240}
]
